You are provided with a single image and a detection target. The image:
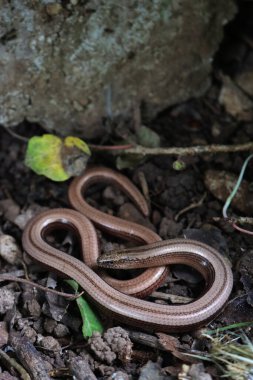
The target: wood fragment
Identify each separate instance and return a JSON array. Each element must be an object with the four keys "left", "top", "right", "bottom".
[
  {"left": 69, "top": 357, "right": 97, "bottom": 380},
  {"left": 137, "top": 171, "right": 151, "bottom": 209},
  {"left": 127, "top": 330, "right": 166, "bottom": 351},
  {"left": 9, "top": 332, "right": 51, "bottom": 380},
  {"left": 150, "top": 291, "right": 193, "bottom": 304}
]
